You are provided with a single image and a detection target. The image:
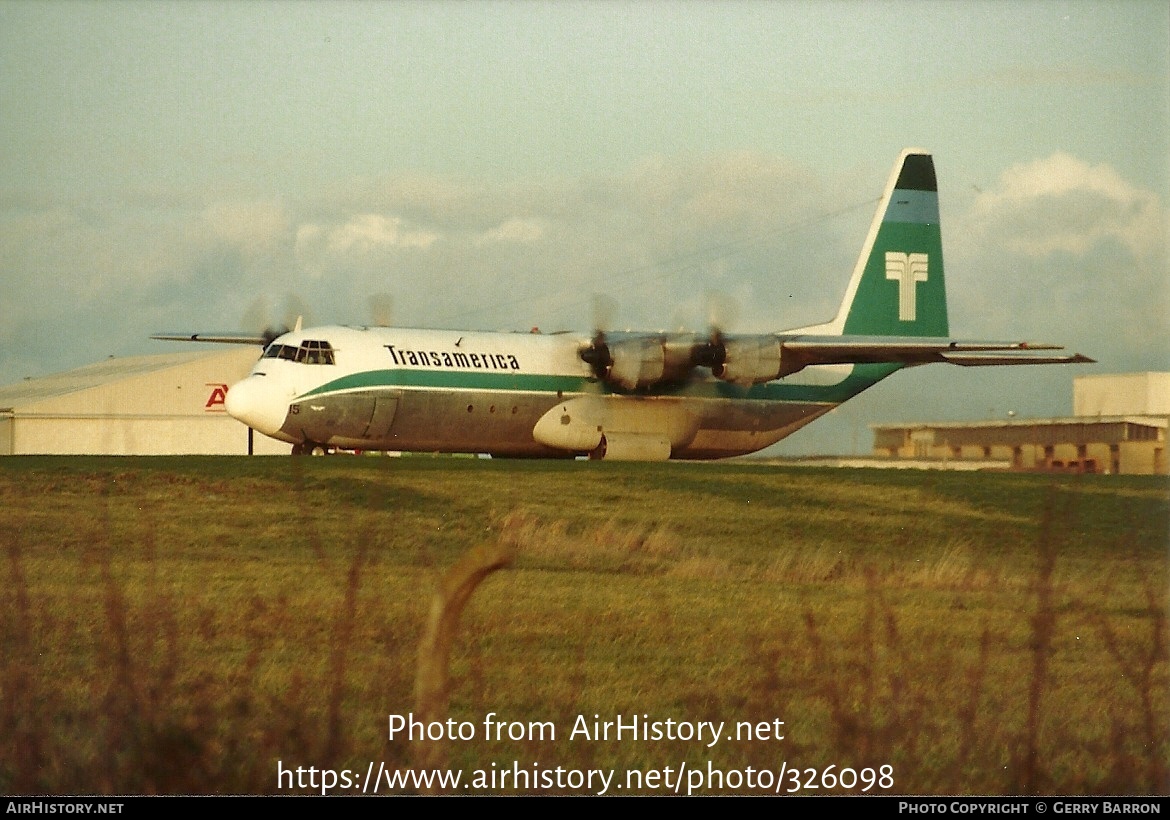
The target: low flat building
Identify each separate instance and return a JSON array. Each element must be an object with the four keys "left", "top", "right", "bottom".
[
  {"left": 872, "top": 416, "right": 1166, "bottom": 475},
  {"left": 0, "top": 348, "right": 288, "bottom": 455},
  {"left": 871, "top": 373, "right": 1169, "bottom": 475}
]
